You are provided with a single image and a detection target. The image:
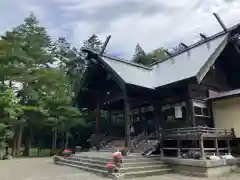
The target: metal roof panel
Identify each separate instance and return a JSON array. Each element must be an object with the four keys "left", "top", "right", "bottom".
[{"left": 151, "top": 34, "right": 228, "bottom": 88}]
